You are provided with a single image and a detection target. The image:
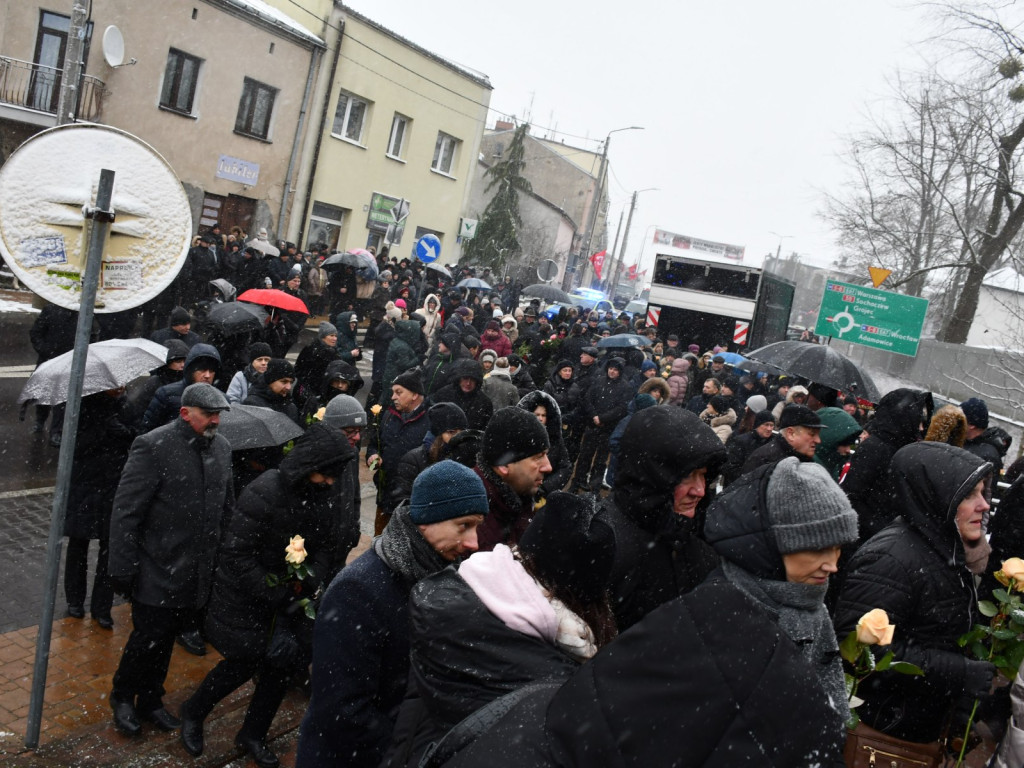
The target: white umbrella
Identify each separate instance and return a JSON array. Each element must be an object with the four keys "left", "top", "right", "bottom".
[
  {"left": 19, "top": 338, "right": 169, "bottom": 405},
  {"left": 246, "top": 238, "right": 280, "bottom": 258}
]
